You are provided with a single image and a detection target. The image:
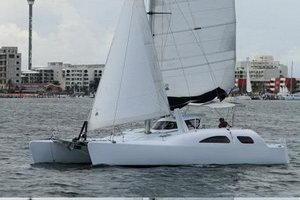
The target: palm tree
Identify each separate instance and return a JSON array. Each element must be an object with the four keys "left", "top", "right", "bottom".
[{"left": 6, "top": 79, "right": 14, "bottom": 93}]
